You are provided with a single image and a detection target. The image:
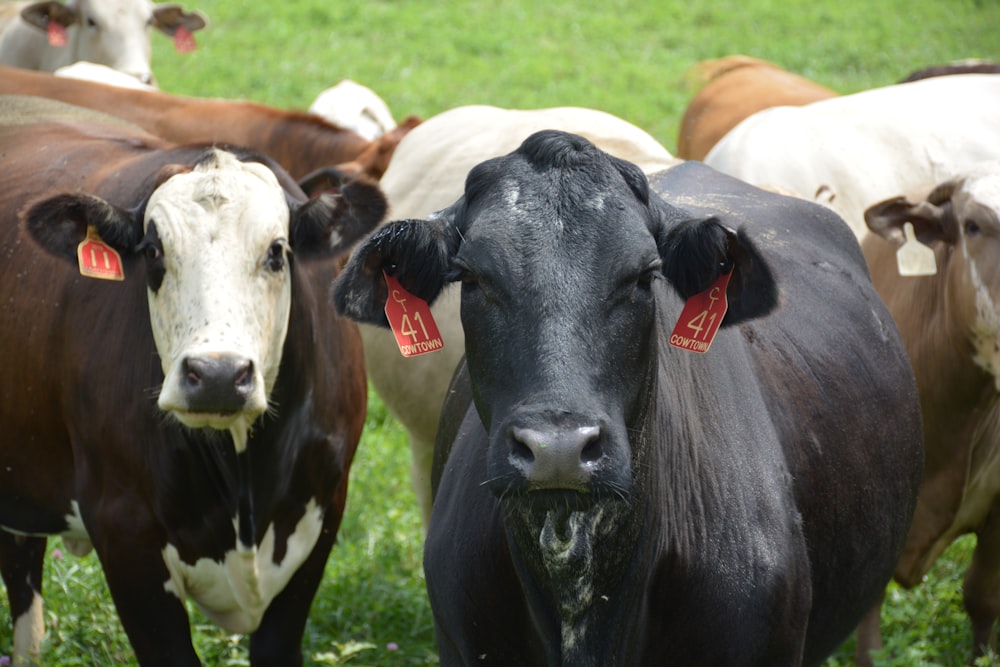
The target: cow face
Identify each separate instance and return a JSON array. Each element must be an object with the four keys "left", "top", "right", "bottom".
[
  {"left": 866, "top": 163, "right": 1000, "bottom": 385},
  {"left": 335, "top": 131, "right": 773, "bottom": 509},
  {"left": 24, "top": 148, "right": 386, "bottom": 446},
  {"left": 20, "top": 0, "right": 207, "bottom": 83}
]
